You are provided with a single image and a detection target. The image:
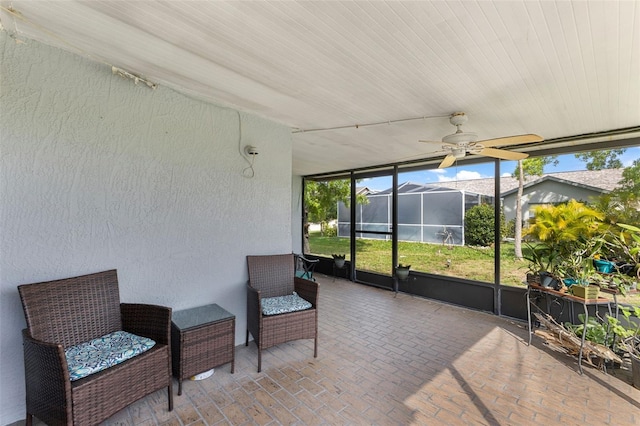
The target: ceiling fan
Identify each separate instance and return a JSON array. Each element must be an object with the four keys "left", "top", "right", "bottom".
[{"left": 419, "top": 112, "right": 543, "bottom": 168}]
